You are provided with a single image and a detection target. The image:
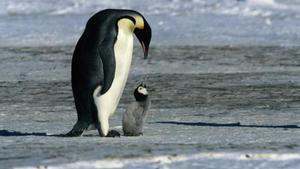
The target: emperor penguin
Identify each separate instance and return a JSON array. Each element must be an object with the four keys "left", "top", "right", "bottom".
[
  {"left": 66, "top": 9, "right": 151, "bottom": 137},
  {"left": 122, "top": 83, "right": 151, "bottom": 136}
]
